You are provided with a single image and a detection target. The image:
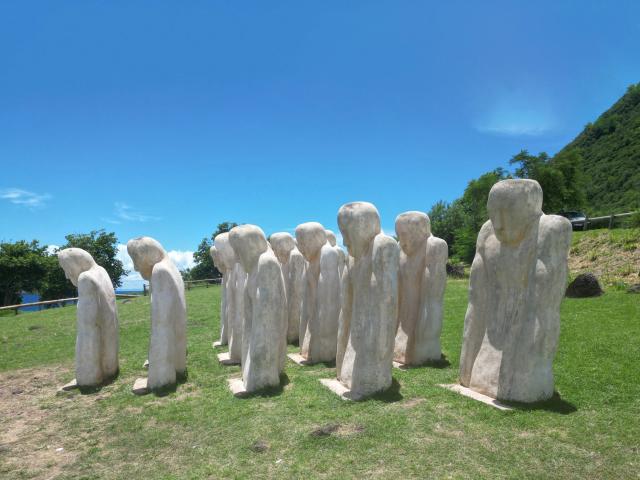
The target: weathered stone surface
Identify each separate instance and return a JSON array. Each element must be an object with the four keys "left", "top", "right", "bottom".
[
  {"left": 394, "top": 211, "right": 448, "bottom": 366},
  {"left": 230, "top": 225, "right": 287, "bottom": 393},
  {"left": 270, "top": 232, "right": 304, "bottom": 344},
  {"left": 459, "top": 180, "right": 572, "bottom": 403},
  {"left": 57, "top": 248, "right": 119, "bottom": 389},
  {"left": 209, "top": 244, "right": 227, "bottom": 346},
  {"left": 565, "top": 273, "right": 604, "bottom": 298},
  {"left": 132, "top": 377, "right": 149, "bottom": 395},
  {"left": 335, "top": 202, "right": 399, "bottom": 399},
  {"left": 296, "top": 222, "right": 340, "bottom": 364},
  {"left": 127, "top": 237, "right": 187, "bottom": 393},
  {"left": 214, "top": 233, "right": 246, "bottom": 363}
]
